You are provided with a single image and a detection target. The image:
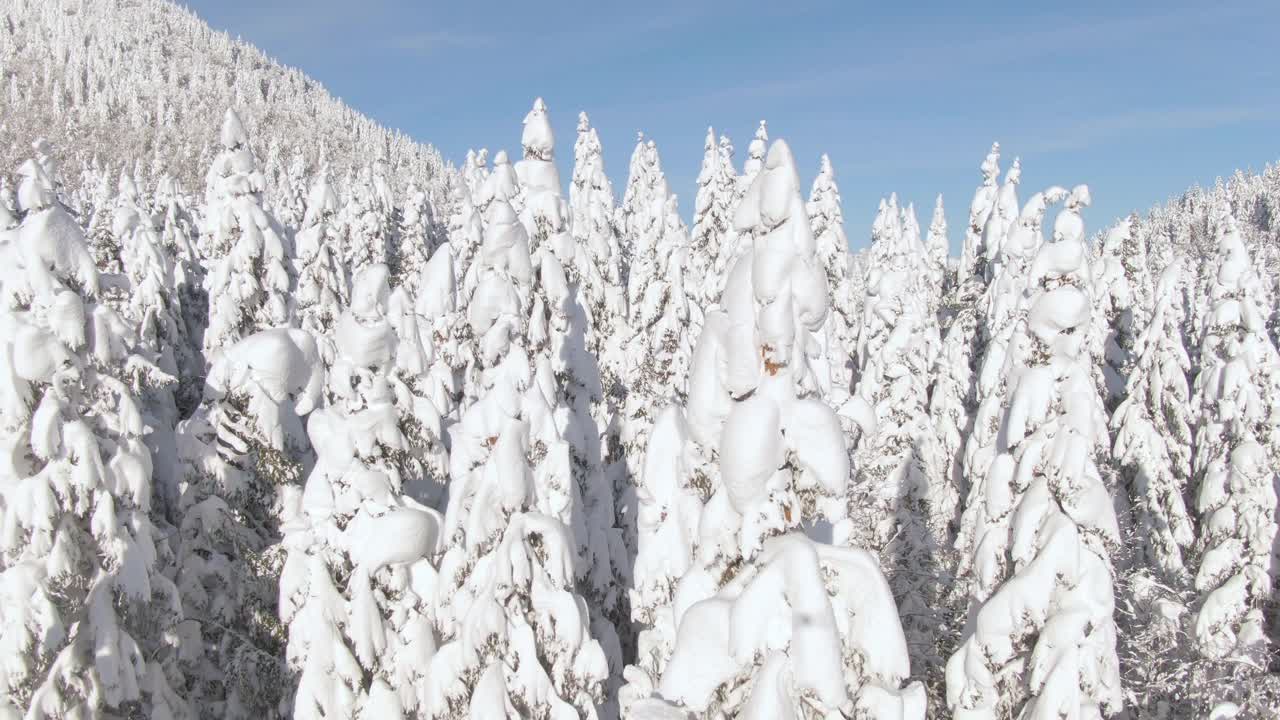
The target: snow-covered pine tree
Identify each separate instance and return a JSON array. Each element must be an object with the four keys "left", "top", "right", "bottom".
[
  {"left": 29, "top": 138, "right": 63, "bottom": 204},
  {"left": 926, "top": 147, "right": 1005, "bottom": 533},
  {"left": 114, "top": 171, "right": 200, "bottom": 512},
  {"left": 1110, "top": 260, "right": 1202, "bottom": 715},
  {"left": 622, "top": 138, "right": 924, "bottom": 719},
  {"left": 846, "top": 192, "right": 950, "bottom": 699},
  {"left": 513, "top": 105, "right": 626, "bottom": 635},
  {"left": 1118, "top": 214, "right": 1154, "bottom": 325},
  {"left": 280, "top": 263, "right": 447, "bottom": 718},
  {"left": 1190, "top": 207, "right": 1280, "bottom": 672},
  {"left": 464, "top": 149, "right": 486, "bottom": 201},
  {"left": 1183, "top": 184, "right": 1232, "bottom": 369},
  {"left": 0, "top": 178, "right": 16, "bottom": 232},
  {"left": 109, "top": 167, "right": 149, "bottom": 254},
  {"left": 429, "top": 196, "right": 609, "bottom": 717},
  {"left": 568, "top": 113, "right": 637, "bottom": 658},
  {"left": 262, "top": 137, "right": 286, "bottom": 216},
  {"left": 532, "top": 247, "right": 631, "bottom": 702},
  {"left": 946, "top": 184, "right": 1124, "bottom": 718},
  {"left": 708, "top": 134, "right": 742, "bottom": 302},
  {"left": 409, "top": 244, "right": 465, "bottom": 424},
  {"left": 569, "top": 112, "right": 628, "bottom": 388},
  {"left": 957, "top": 142, "right": 1000, "bottom": 288},
  {"left": 956, "top": 179, "right": 1072, "bottom": 572},
  {"left": 118, "top": 173, "right": 195, "bottom": 356},
  {"left": 515, "top": 98, "right": 573, "bottom": 267},
  {"left": 448, "top": 176, "right": 486, "bottom": 315},
  {"left": 152, "top": 173, "right": 204, "bottom": 341},
  {"left": 274, "top": 148, "right": 309, "bottom": 234},
  {"left": 1092, "top": 216, "right": 1147, "bottom": 411},
  {"left": 71, "top": 155, "right": 108, "bottom": 229},
  {"left": 384, "top": 279, "right": 452, "bottom": 506},
  {"left": 448, "top": 175, "right": 482, "bottom": 253},
  {"left": 171, "top": 323, "right": 324, "bottom": 717},
  {"left": 440, "top": 183, "right": 485, "bottom": 419},
  {"left": 622, "top": 404, "right": 702, "bottom": 700},
  {"left": 689, "top": 127, "right": 739, "bottom": 314},
  {"left": 371, "top": 153, "right": 398, "bottom": 224},
  {"left": 201, "top": 108, "right": 295, "bottom": 356},
  {"left": 689, "top": 127, "right": 721, "bottom": 301},
  {"left": 982, "top": 158, "right": 1021, "bottom": 279},
  {"left": 624, "top": 192, "right": 697, "bottom": 400},
  {"left": 339, "top": 165, "right": 393, "bottom": 282},
  {"left": 457, "top": 200, "right": 529, "bottom": 414},
  {"left": 925, "top": 194, "right": 950, "bottom": 317},
  {"left": 1261, "top": 243, "right": 1280, "bottom": 351},
  {"left": 293, "top": 170, "right": 348, "bottom": 374},
  {"left": 0, "top": 152, "right": 189, "bottom": 718},
  {"left": 708, "top": 126, "right": 769, "bottom": 307},
  {"left": 618, "top": 193, "right": 697, "bottom": 560},
  {"left": 737, "top": 120, "right": 768, "bottom": 199},
  {"left": 85, "top": 163, "right": 124, "bottom": 275},
  {"left": 456, "top": 195, "right": 534, "bottom": 419},
  {"left": 152, "top": 173, "right": 201, "bottom": 293},
  {"left": 902, "top": 202, "right": 923, "bottom": 256},
  {"left": 865, "top": 195, "right": 896, "bottom": 267},
  {"left": 478, "top": 149, "right": 521, "bottom": 216},
  {"left": 807, "top": 153, "right": 859, "bottom": 405},
  {"left": 621, "top": 137, "right": 671, "bottom": 321},
  {"left": 1113, "top": 261, "right": 1196, "bottom": 580},
  {"left": 616, "top": 132, "right": 651, "bottom": 278},
  {"left": 921, "top": 319, "right": 967, "bottom": 515},
  {"left": 394, "top": 182, "right": 441, "bottom": 292},
  {"left": 807, "top": 154, "right": 849, "bottom": 281}
]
